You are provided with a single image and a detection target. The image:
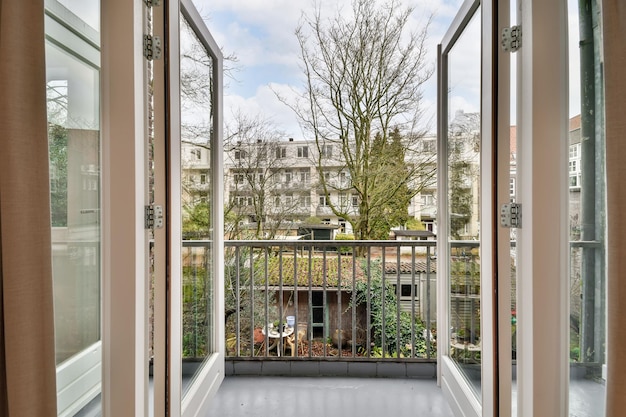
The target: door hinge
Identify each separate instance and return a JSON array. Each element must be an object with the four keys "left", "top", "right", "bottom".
[
  {"left": 143, "top": 34, "right": 162, "bottom": 60},
  {"left": 501, "top": 203, "right": 522, "bottom": 228},
  {"left": 501, "top": 25, "right": 522, "bottom": 52},
  {"left": 144, "top": 0, "right": 161, "bottom": 6},
  {"left": 145, "top": 205, "right": 164, "bottom": 229}
]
